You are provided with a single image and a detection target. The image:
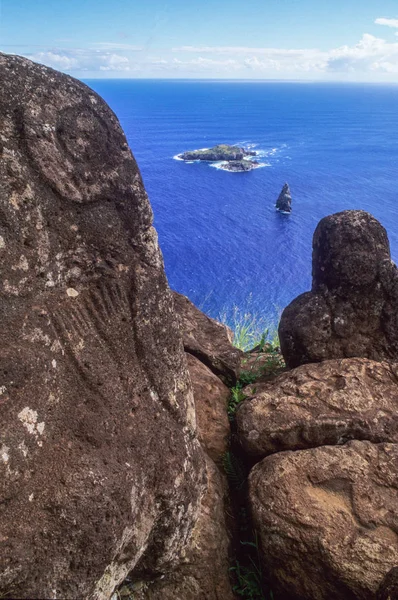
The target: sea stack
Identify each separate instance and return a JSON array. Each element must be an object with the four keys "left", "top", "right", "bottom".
[{"left": 276, "top": 183, "right": 292, "bottom": 213}]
